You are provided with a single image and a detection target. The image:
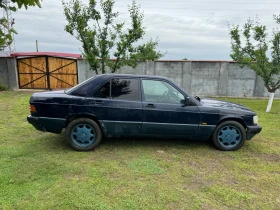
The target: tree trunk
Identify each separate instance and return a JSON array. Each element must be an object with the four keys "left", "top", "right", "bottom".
[{"left": 266, "top": 92, "right": 275, "bottom": 112}]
